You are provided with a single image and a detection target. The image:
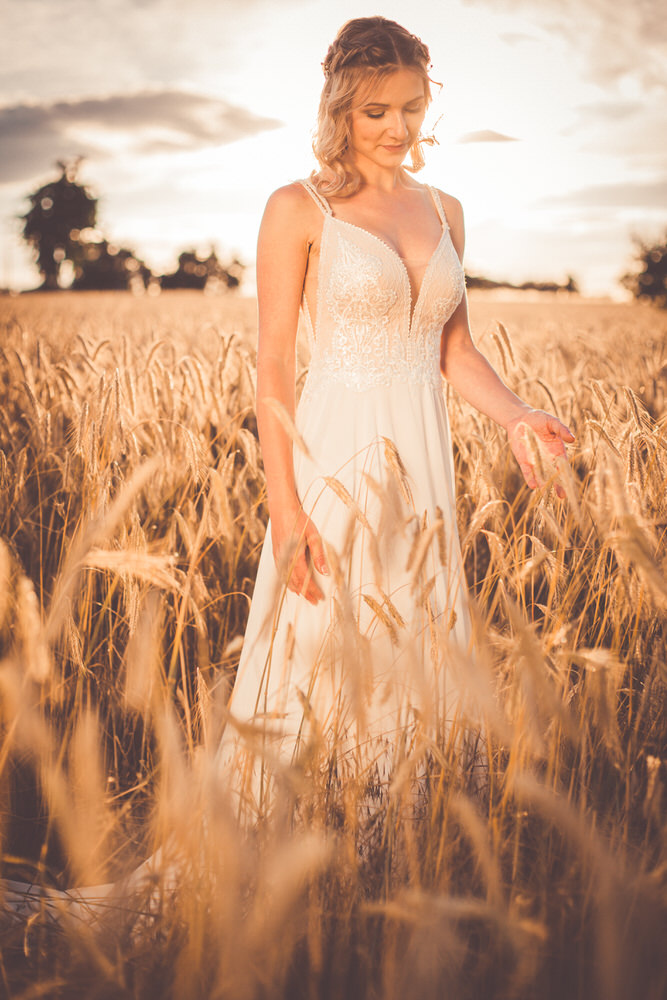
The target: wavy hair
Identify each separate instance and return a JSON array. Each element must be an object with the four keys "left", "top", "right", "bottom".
[{"left": 312, "top": 17, "right": 435, "bottom": 197}]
